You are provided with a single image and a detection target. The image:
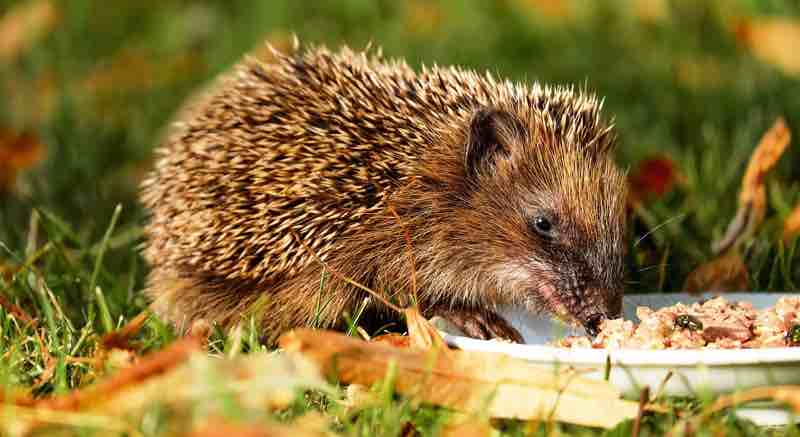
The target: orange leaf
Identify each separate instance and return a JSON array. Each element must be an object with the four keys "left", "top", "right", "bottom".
[
  {"left": 735, "top": 17, "right": 800, "bottom": 77},
  {"left": 22, "top": 335, "right": 204, "bottom": 411},
  {"left": 371, "top": 333, "right": 411, "bottom": 348},
  {"left": 782, "top": 204, "right": 800, "bottom": 242},
  {"left": 518, "top": 0, "right": 574, "bottom": 20},
  {"left": 190, "top": 419, "right": 324, "bottom": 437},
  {"left": 99, "top": 312, "right": 150, "bottom": 350},
  {"left": 0, "top": 0, "right": 59, "bottom": 64},
  {"left": 280, "top": 329, "right": 640, "bottom": 429},
  {"left": 0, "top": 129, "right": 46, "bottom": 193},
  {"left": 740, "top": 118, "right": 791, "bottom": 206},
  {"left": 713, "top": 117, "right": 791, "bottom": 254}
]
